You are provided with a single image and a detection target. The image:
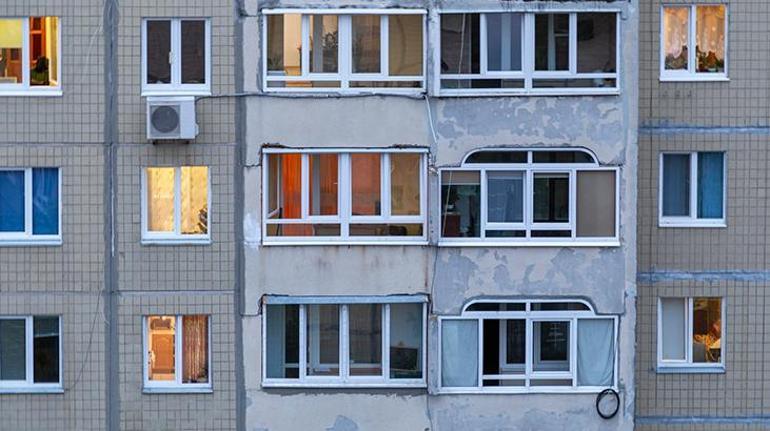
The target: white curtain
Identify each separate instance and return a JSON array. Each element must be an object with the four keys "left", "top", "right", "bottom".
[
  {"left": 441, "top": 320, "right": 478, "bottom": 387},
  {"left": 577, "top": 319, "right": 614, "bottom": 387}
]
